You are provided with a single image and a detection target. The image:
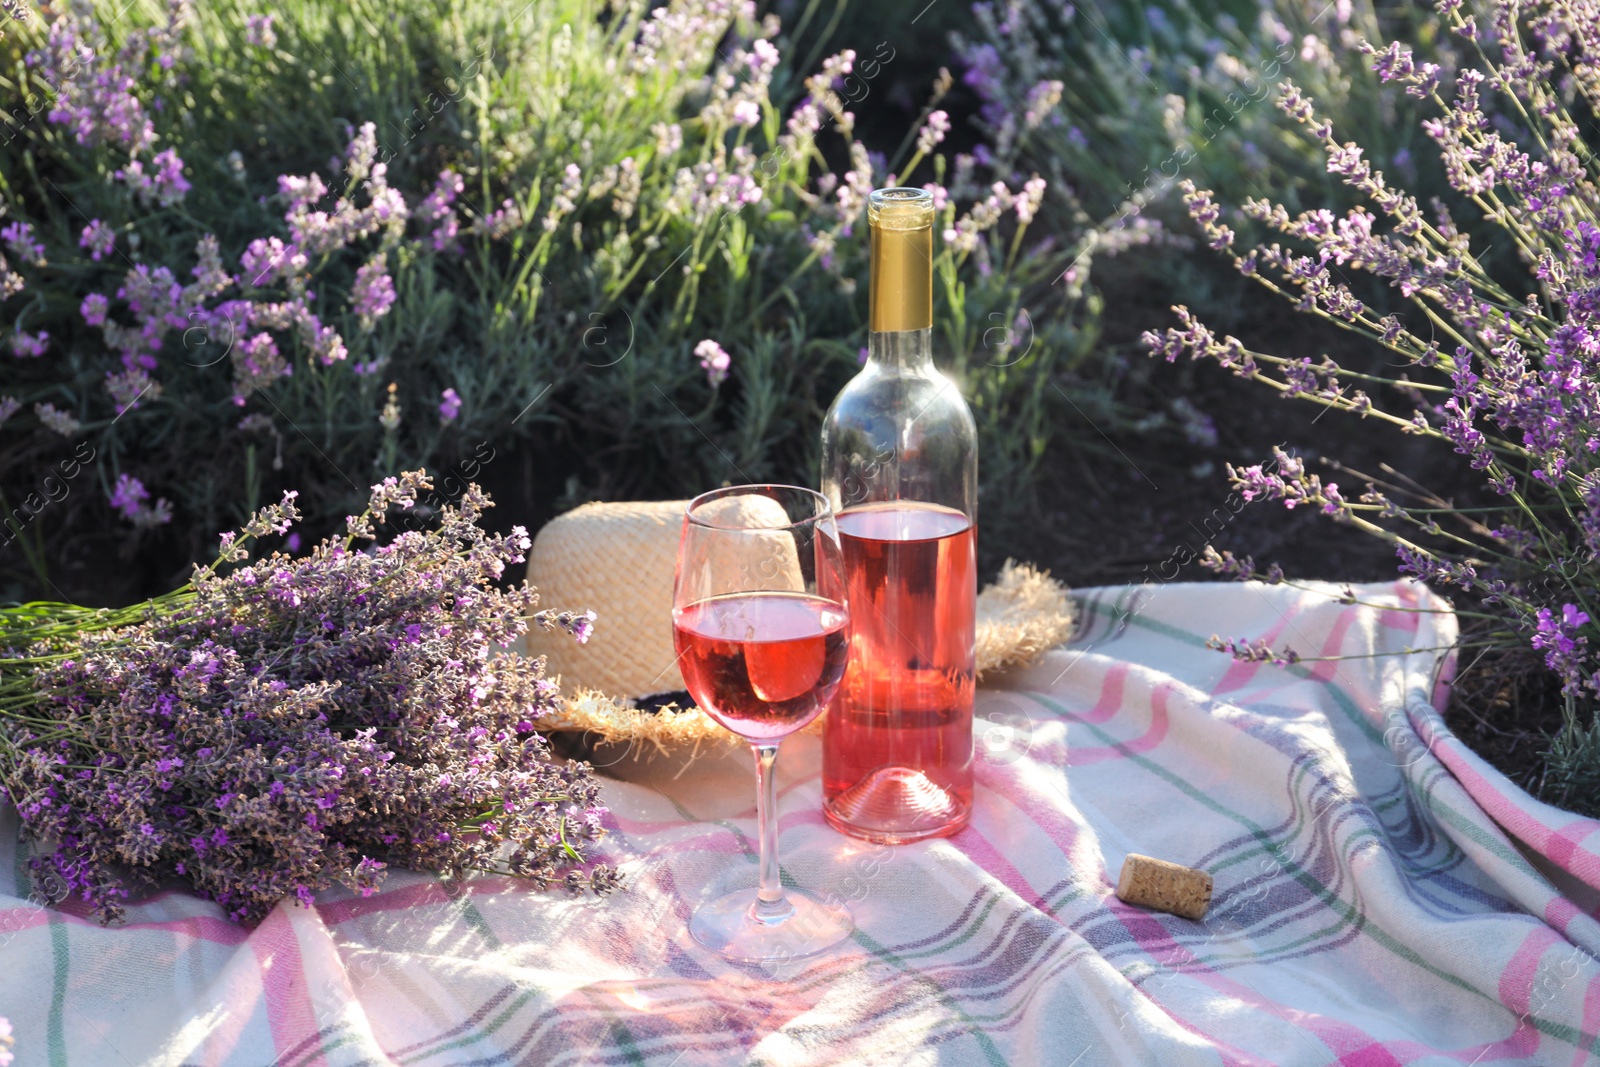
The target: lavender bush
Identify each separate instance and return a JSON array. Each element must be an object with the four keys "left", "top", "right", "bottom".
[
  {"left": 0, "top": 469, "right": 617, "bottom": 925},
  {"left": 960, "top": 0, "right": 1458, "bottom": 235},
  {"left": 925, "top": 0, "right": 1467, "bottom": 463},
  {"left": 1142, "top": 0, "right": 1600, "bottom": 807},
  {"left": 0, "top": 0, "right": 1096, "bottom": 598}
]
